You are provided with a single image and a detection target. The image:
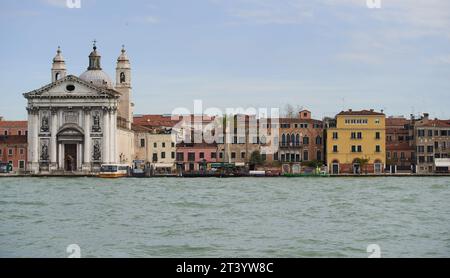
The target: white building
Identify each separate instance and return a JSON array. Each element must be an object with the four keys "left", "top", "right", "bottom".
[{"left": 24, "top": 43, "right": 134, "bottom": 174}]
